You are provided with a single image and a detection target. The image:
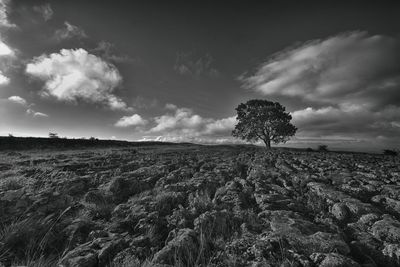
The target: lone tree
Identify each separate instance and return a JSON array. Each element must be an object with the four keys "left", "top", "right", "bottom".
[{"left": 232, "top": 99, "right": 297, "bottom": 149}]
